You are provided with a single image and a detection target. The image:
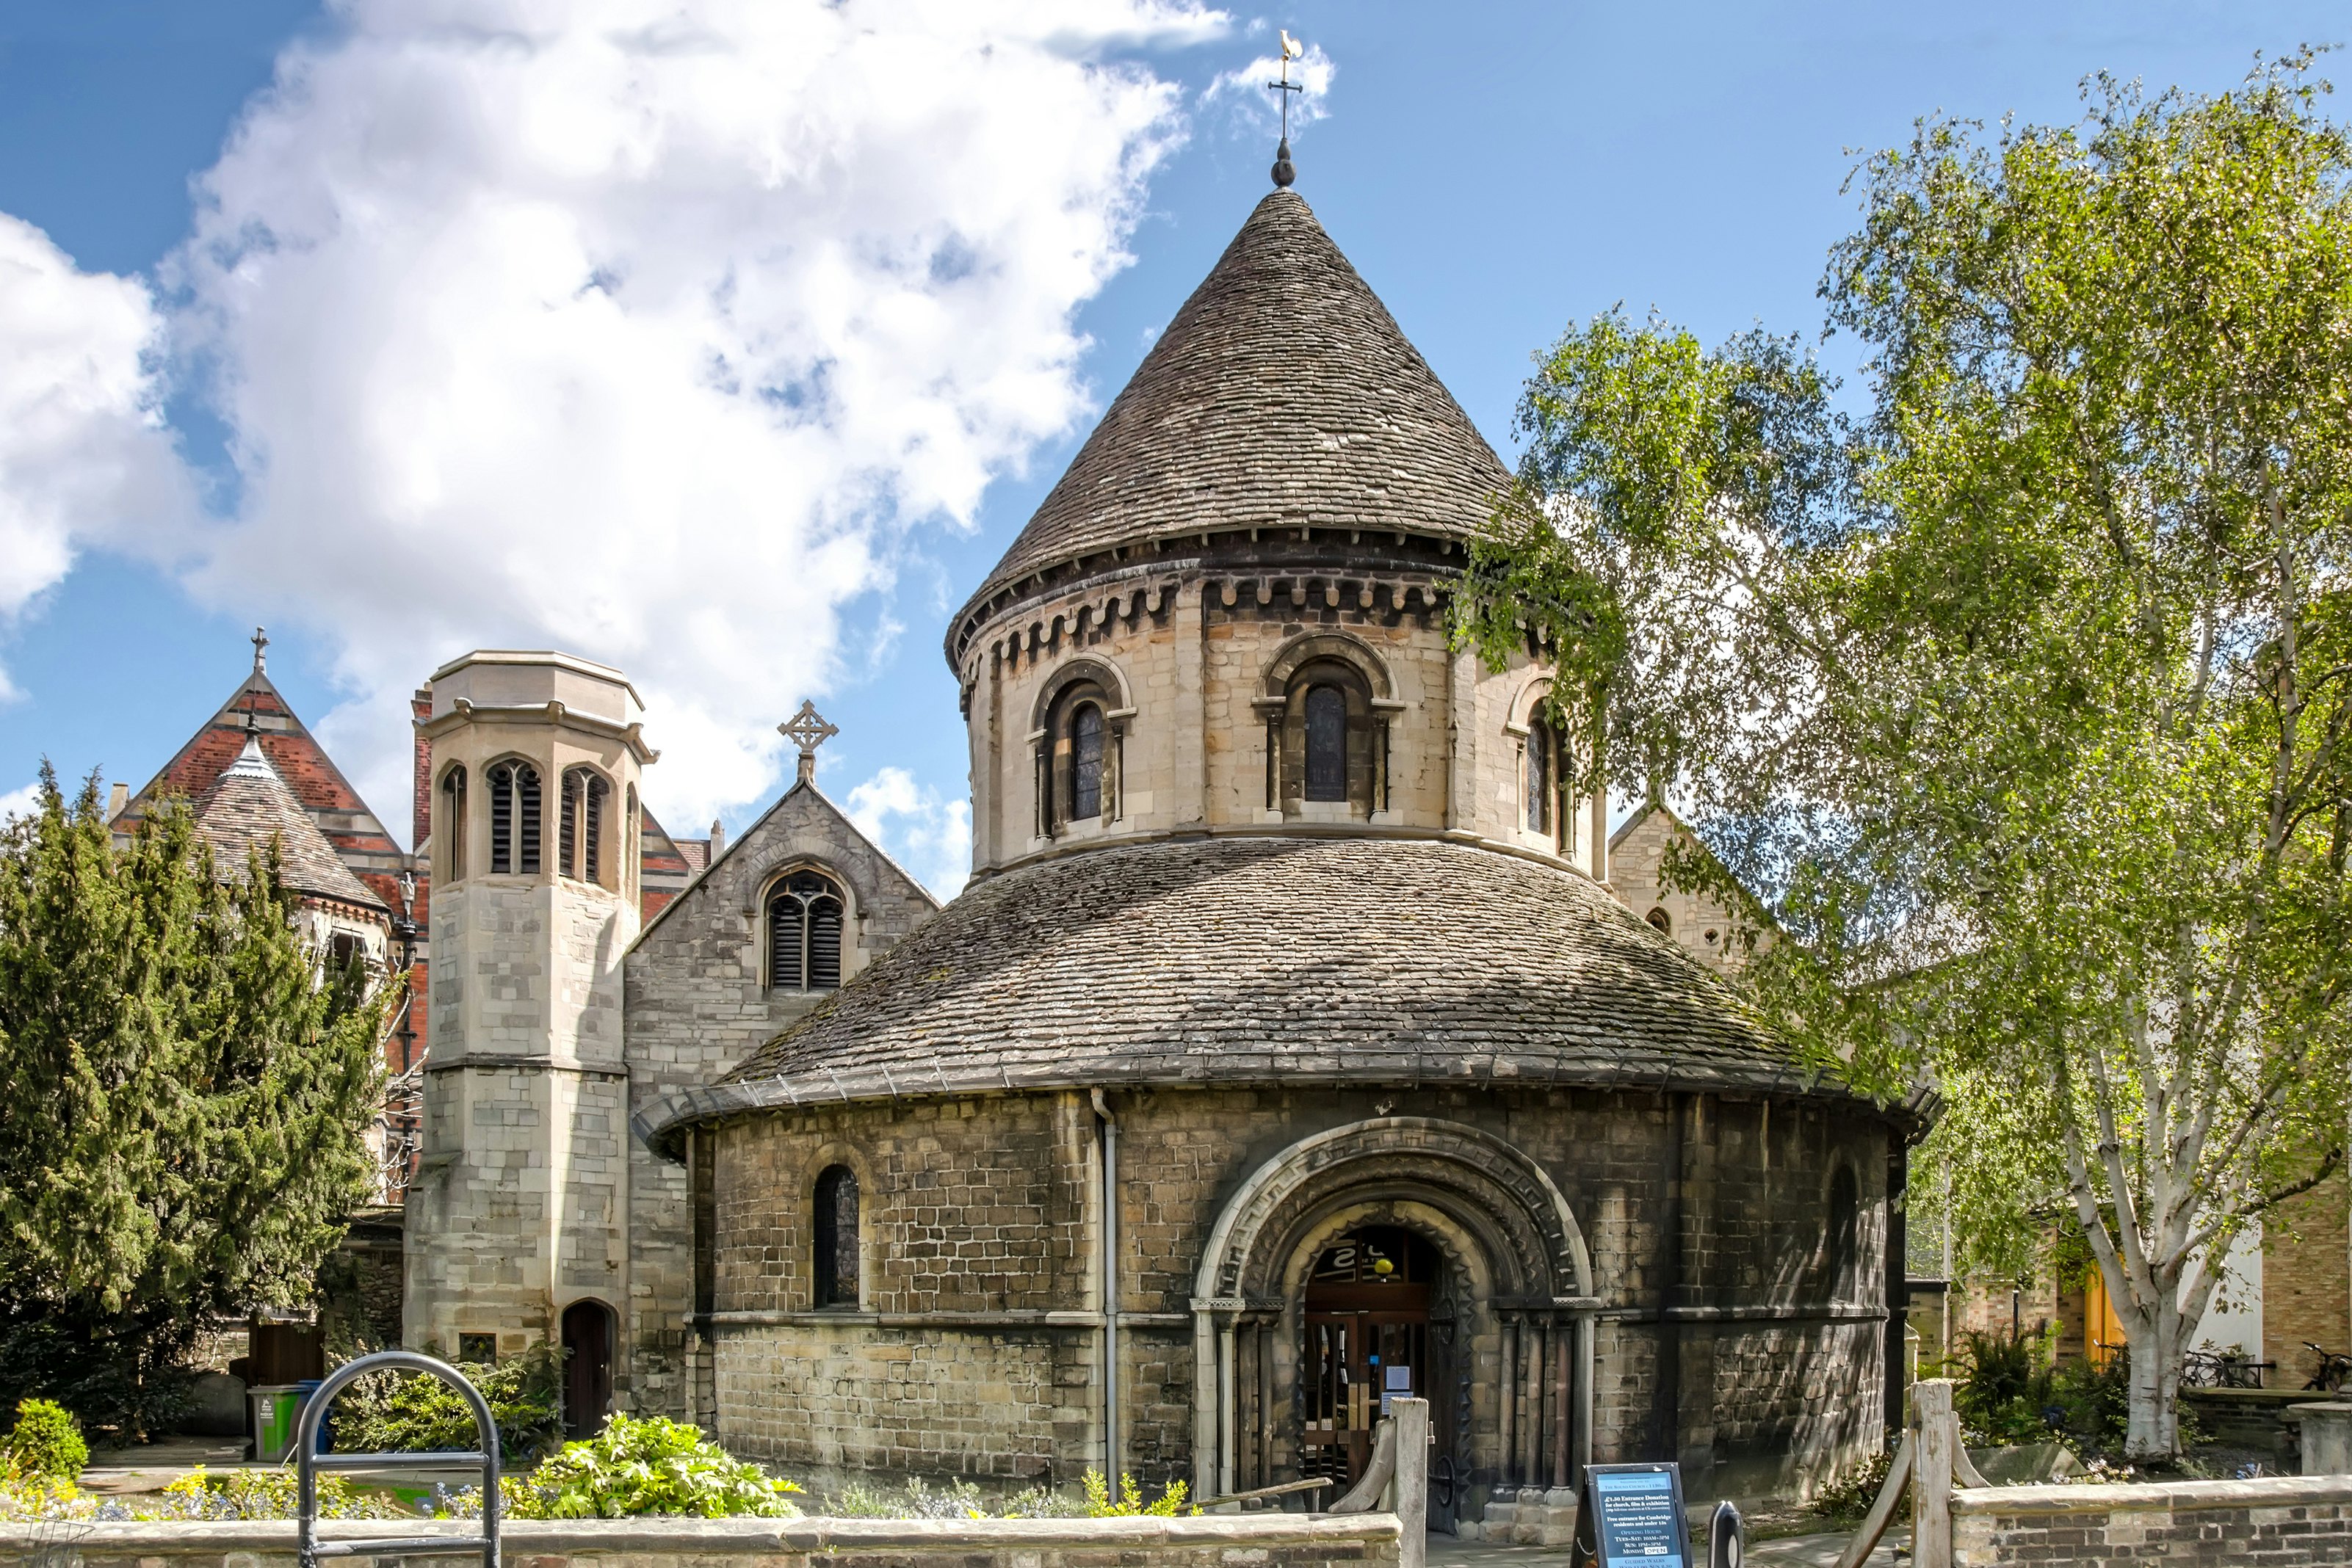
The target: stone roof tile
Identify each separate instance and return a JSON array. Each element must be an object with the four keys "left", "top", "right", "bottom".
[
  {"left": 192, "top": 736, "right": 388, "bottom": 911},
  {"left": 651, "top": 838, "right": 1868, "bottom": 1144},
  {"left": 955, "top": 190, "right": 1512, "bottom": 631}
]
